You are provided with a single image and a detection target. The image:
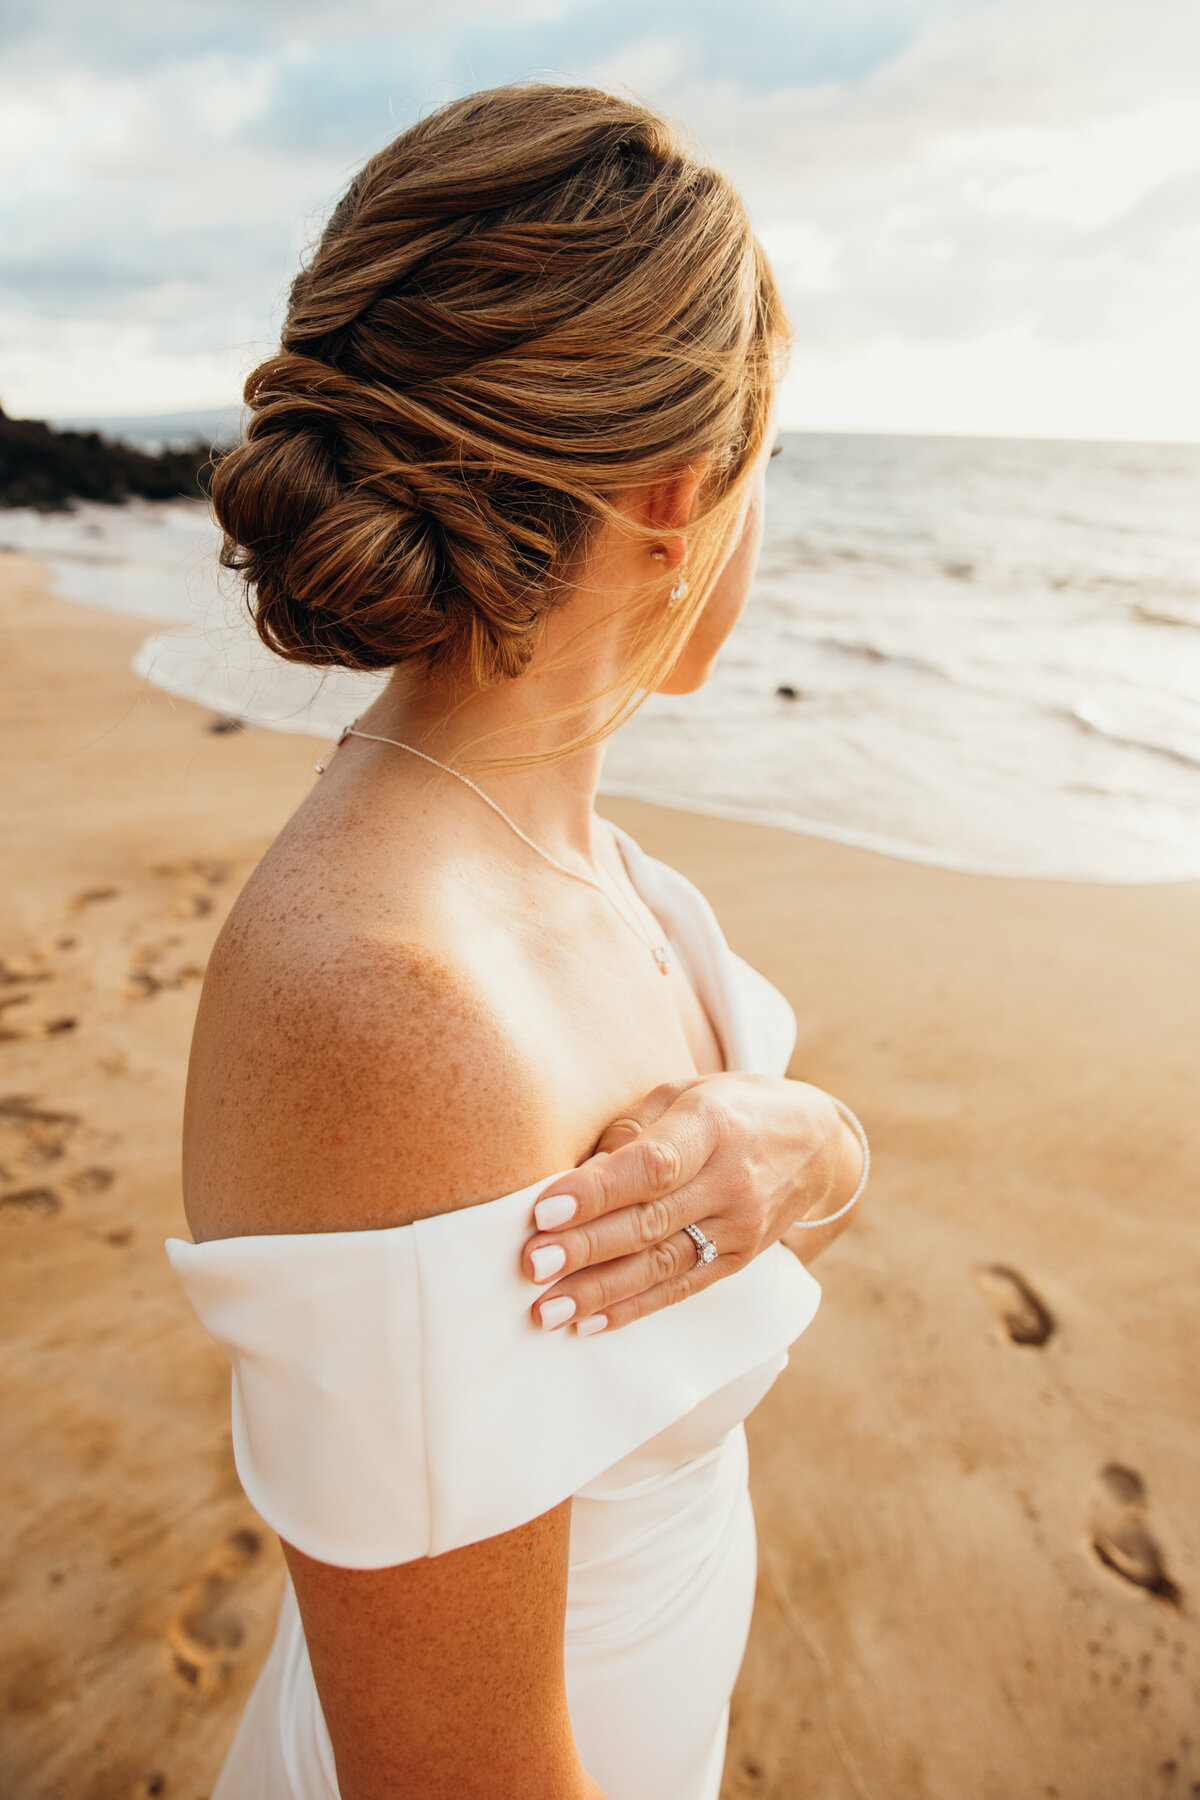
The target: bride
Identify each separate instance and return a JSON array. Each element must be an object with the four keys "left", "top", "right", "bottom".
[{"left": 170, "top": 82, "right": 867, "bottom": 1800}]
